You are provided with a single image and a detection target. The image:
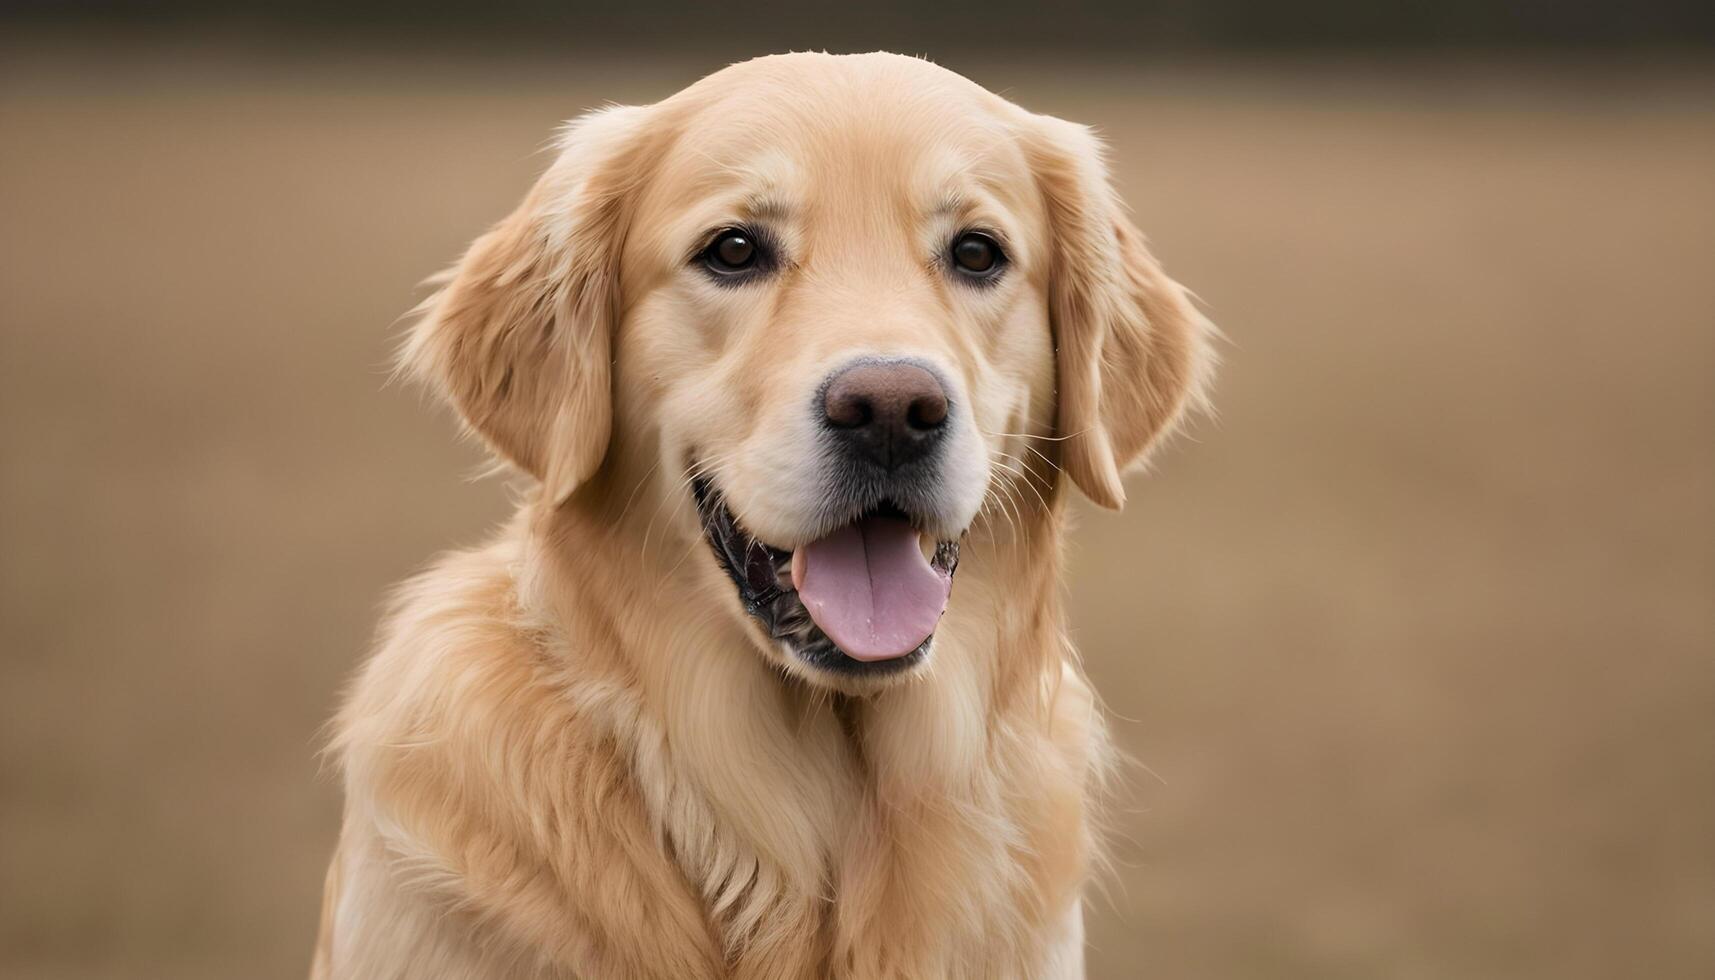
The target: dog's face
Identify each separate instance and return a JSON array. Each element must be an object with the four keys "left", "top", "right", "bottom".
[
  {"left": 409, "top": 54, "right": 1210, "bottom": 691},
  {"left": 616, "top": 60, "right": 1057, "bottom": 683}
]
